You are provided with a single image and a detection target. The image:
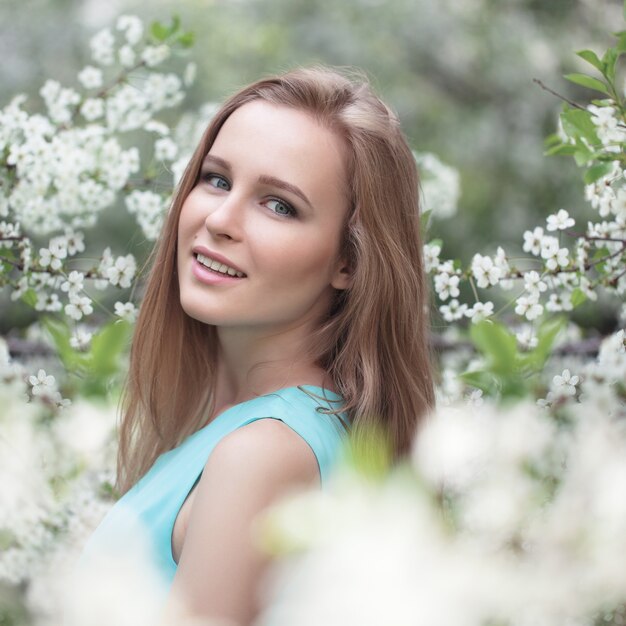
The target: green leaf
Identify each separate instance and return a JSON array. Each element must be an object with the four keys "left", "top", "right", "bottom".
[
  {"left": 602, "top": 48, "right": 619, "bottom": 83},
  {"left": 533, "top": 316, "right": 566, "bottom": 368},
  {"left": 570, "top": 288, "right": 587, "bottom": 308},
  {"left": 574, "top": 149, "right": 594, "bottom": 166},
  {"left": 544, "top": 132, "right": 562, "bottom": 148},
  {"left": 469, "top": 319, "right": 519, "bottom": 376},
  {"left": 573, "top": 139, "right": 595, "bottom": 166},
  {"left": 560, "top": 108, "right": 599, "bottom": 145},
  {"left": 89, "top": 320, "right": 132, "bottom": 379},
  {"left": 576, "top": 49, "right": 604, "bottom": 73},
  {"left": 584, "top": 162, "right": 614, "bottom": 184},
  {"left": 176, "top": 31, "right": 195, "bottom": 48},
  {"left": 615, "top": 30, "right": 626, "bottom": 53},
  {"left": 564, "top": 73, "right": 610, "bottom": 95},
  {"left": 544, "top": 143, "right": 577, "bottom": 157},
  {"left": 420, "top": 209, "right": 432, "bottom": 236},
  {"left": 150, "top": 21, "right": 169, "bottom": 41},
  {"left": 344, "top": 422, "right": 392, "bottom": 479},
  {"left": 459, "top": 369, "right": 498, "bottom": 394},
  {"left": 41, "top": 316, "right": 88, "bottom": 371},
  {"left": 21, "top": 289, "right": 37, "bottom": 307},
  {"left": 169, "top": 14, "right": 181, "bottom": 35}
]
